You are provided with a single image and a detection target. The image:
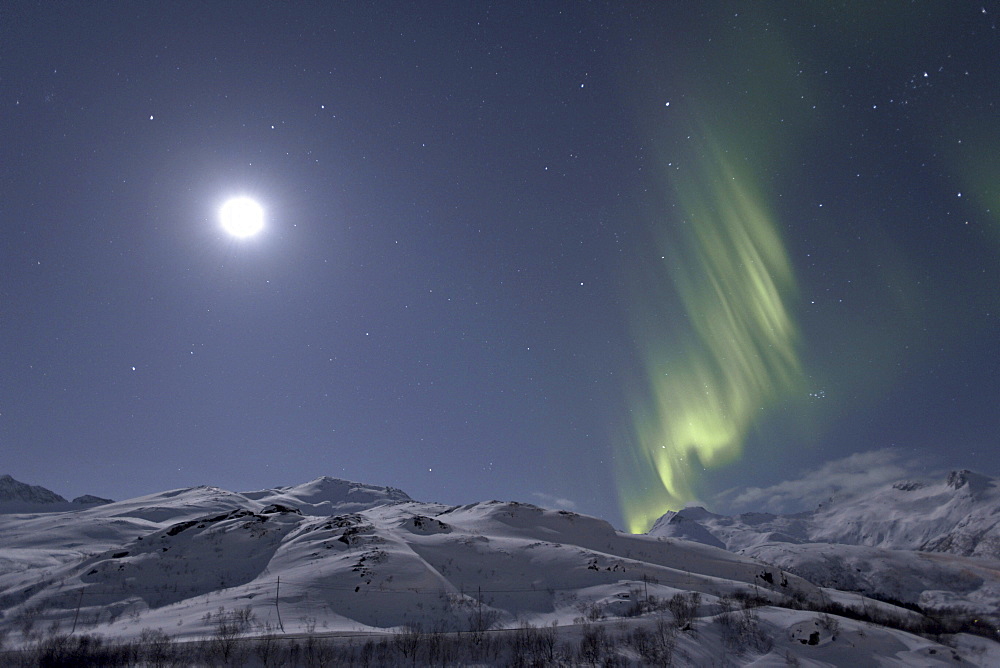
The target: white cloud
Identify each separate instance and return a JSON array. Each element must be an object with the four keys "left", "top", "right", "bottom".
[
  {"left": 532, "top": 491, "right": 578, "bottom": 511},
  {"left": 715, "top": 448, "right": 926, "bottom": 514}
]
